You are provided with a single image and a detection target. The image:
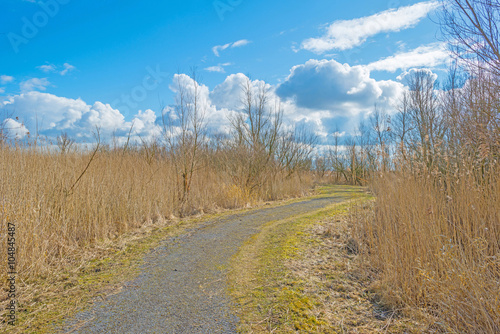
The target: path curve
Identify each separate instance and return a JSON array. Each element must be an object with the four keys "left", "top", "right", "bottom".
[{"left": 58, "top": 190, "right": 352, "bottom": 334}]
